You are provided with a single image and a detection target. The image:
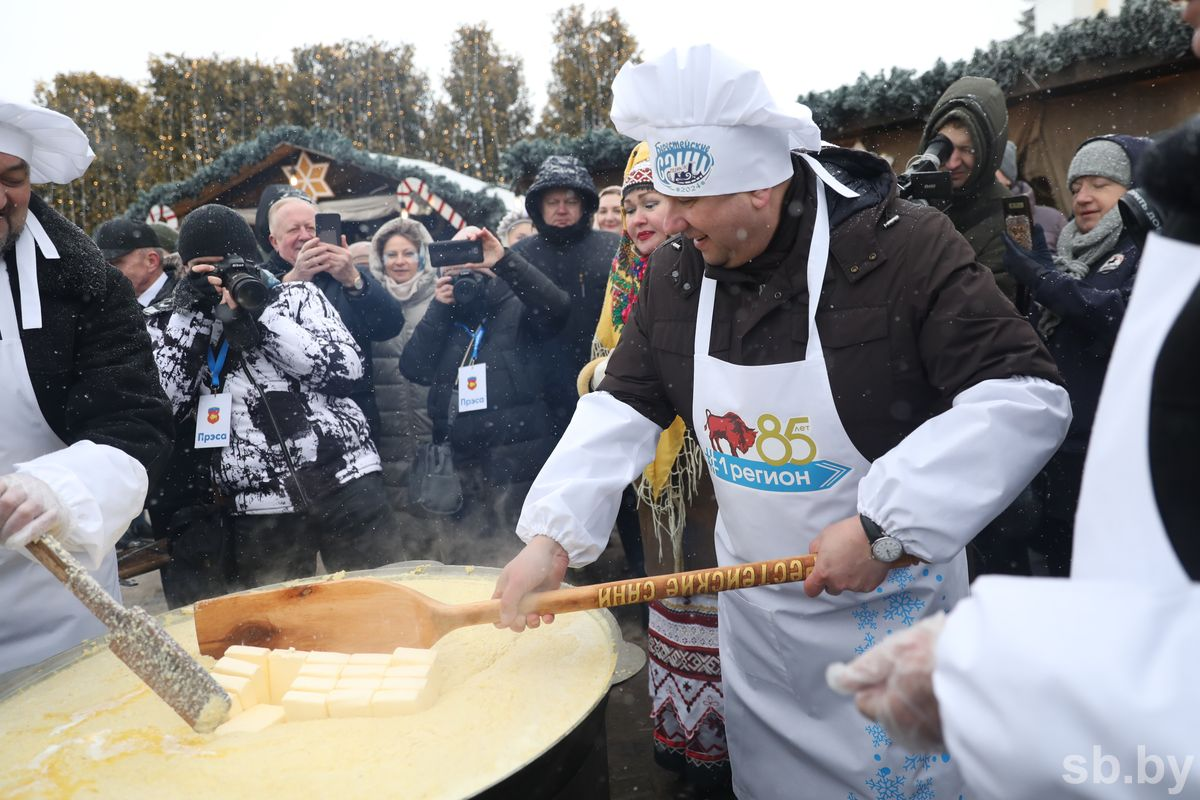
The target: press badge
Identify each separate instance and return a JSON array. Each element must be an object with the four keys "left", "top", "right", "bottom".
[
  {"left": 194, "top": 393, "right": 233, "bottom": 448},
  {"left": 457, "top": 363, "right": 488, "bottom": 412}
]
